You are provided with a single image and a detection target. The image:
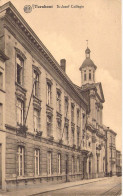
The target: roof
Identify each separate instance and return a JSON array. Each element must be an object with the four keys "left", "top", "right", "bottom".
[
  {"left": 103, "top": 125, "right": 117, "bottom": 136},
  {"left": 79, "top": 58, "right": 97, "bottom": 70}
]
